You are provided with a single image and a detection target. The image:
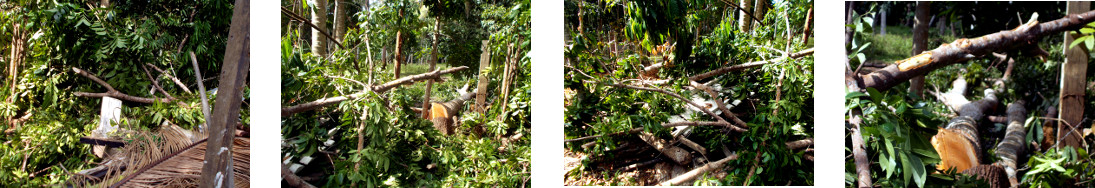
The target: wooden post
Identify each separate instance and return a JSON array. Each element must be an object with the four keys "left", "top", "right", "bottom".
[
  {"left": 1058, "top": 1, "right": 1090, "bottom": 149},
  {"left": 200, "top": 0, "right": 248, "bottom": 187},
  {"left": 475, "top": 40, "right": 491, "bottom": 112},
  {"left": 92, "top": 97, "right": 122, "bottom": 158}
]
